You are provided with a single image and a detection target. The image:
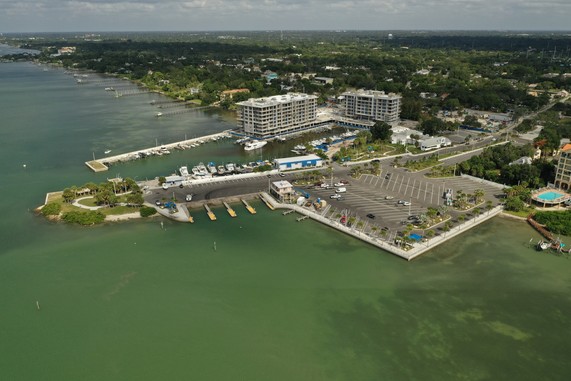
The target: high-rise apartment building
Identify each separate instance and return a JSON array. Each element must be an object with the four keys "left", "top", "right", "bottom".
[
  {"left": 555, "top": 144, "right": 571, "bottom": 190},
  {"left": 237, "top": 93, "right": 317, "bottom": 139},
  {"left": 342, "top": 90, "right": 401, "bottom": 123}
]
